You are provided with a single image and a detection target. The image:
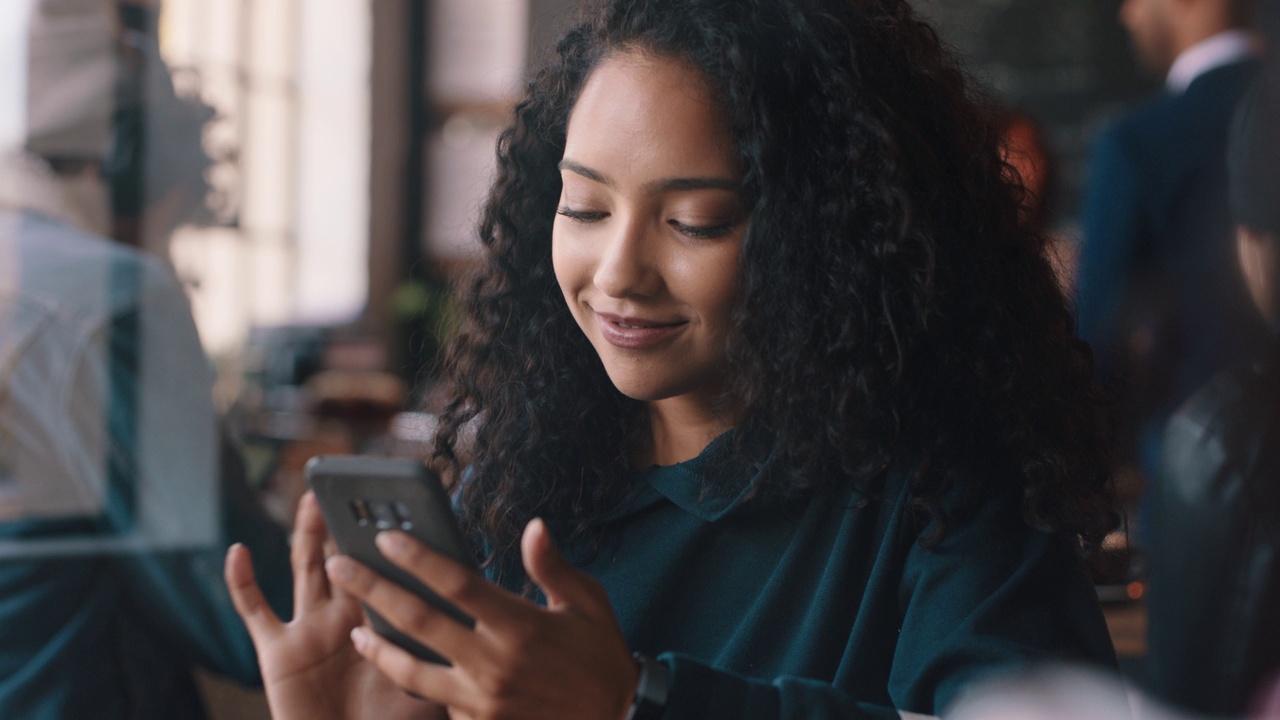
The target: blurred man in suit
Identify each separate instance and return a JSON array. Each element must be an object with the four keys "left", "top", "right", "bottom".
[{"left": 1076, "top": 0, "right": 1269, "bottom": 540}]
